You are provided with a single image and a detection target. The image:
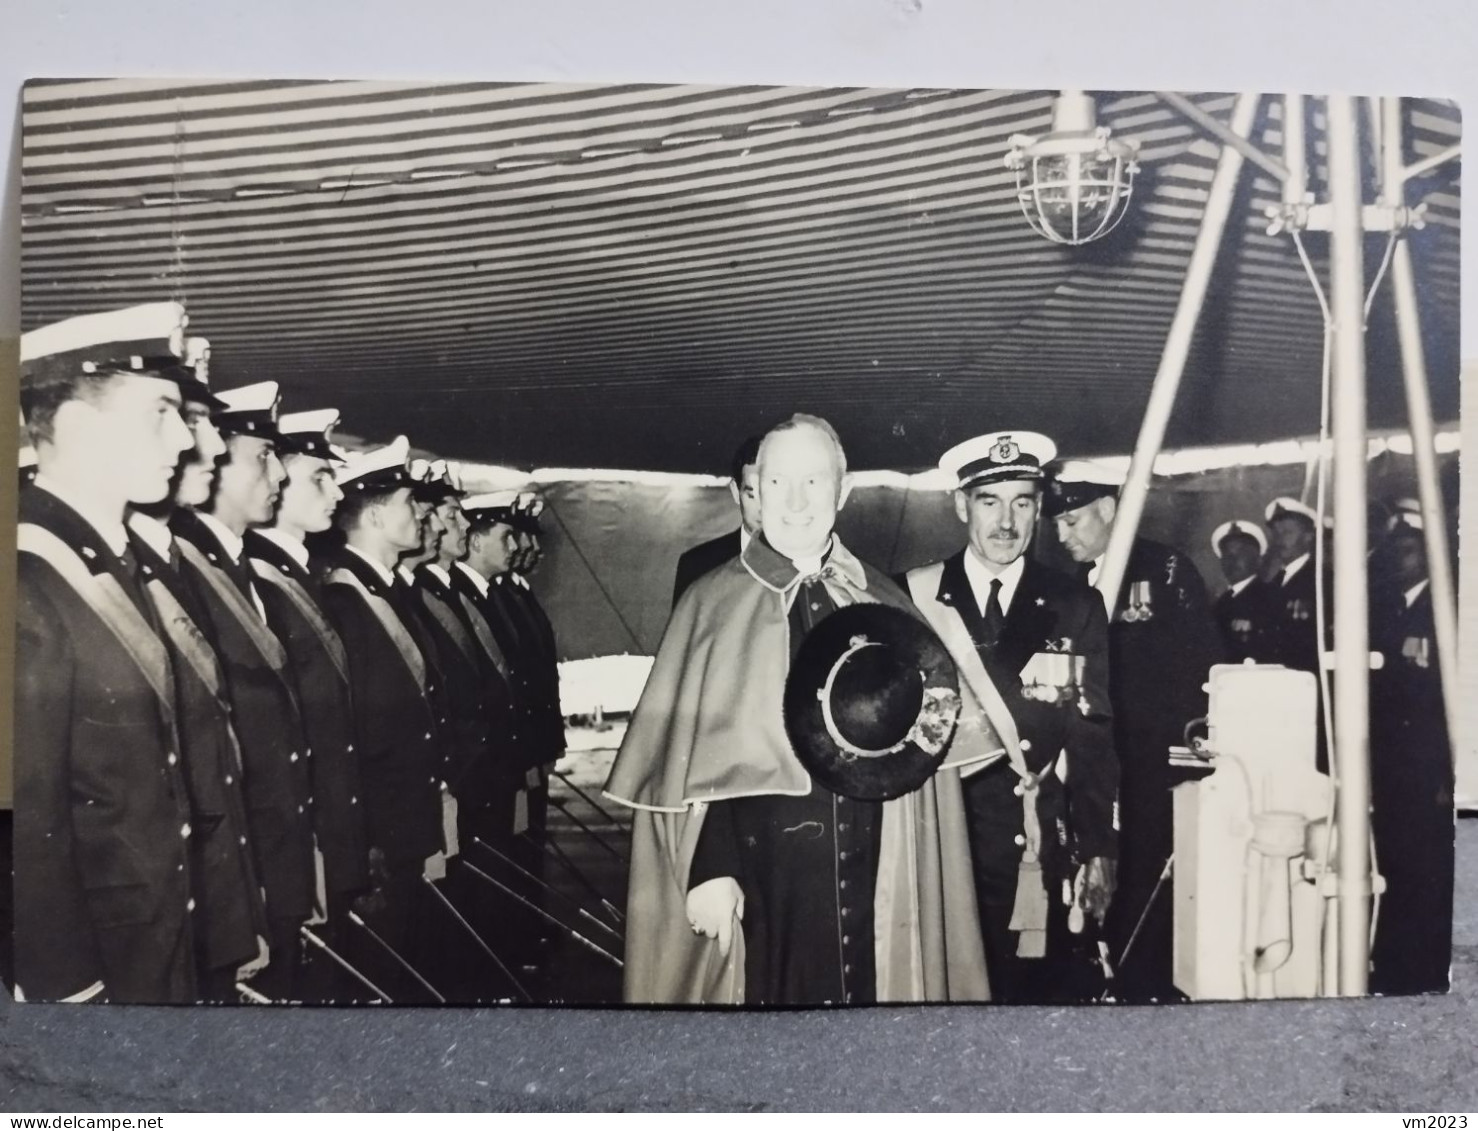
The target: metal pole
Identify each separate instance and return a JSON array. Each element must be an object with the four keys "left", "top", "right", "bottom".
[
  {"left": 300, "top": 925, "right": 393, "bottom": 1003},
  {"left": 348, "top": 910, "right": 447, "bottom": 1003},
  {"left": 1381, "top": 97, "right": 1462, "bottom": 772},
  {"left": 1157, "top": 91, "right": 1290, "bottom": 183},
  {"left": 461, "top": 859, "right": 625, "bottom": 968},
  {"left": 1283, "top": 94, "right": 1307, "bottom": 206},
  {"left": 552, "top": 769, "right": 631, "bottom": 832},
  {"left": 422, "top": 876, "right": 534, "bottom": 1002},
  {"left": 530, "top": 832, "right": 626, "bottom": 924},
  {"left": 548, "top": 795, "right": 629, "bottom": 863},
  {"left": 1325, "top": 94, "right": 1372, "bottom": 997},
  {"left": 1402, "top": 143, "right": 1462, "bottom": 183},
  {"left": 1096, "top": 93, "right": 1262, "bottom": 614},
  {"left": 472, "top": 836, "right": 624, "bottom": 944}
]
